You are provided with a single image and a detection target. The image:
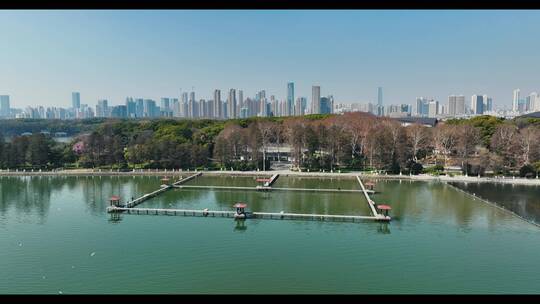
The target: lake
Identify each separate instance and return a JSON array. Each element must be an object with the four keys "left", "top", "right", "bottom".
[{"left": 0, "top": 175, "right": 539, "bottom": 294}]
